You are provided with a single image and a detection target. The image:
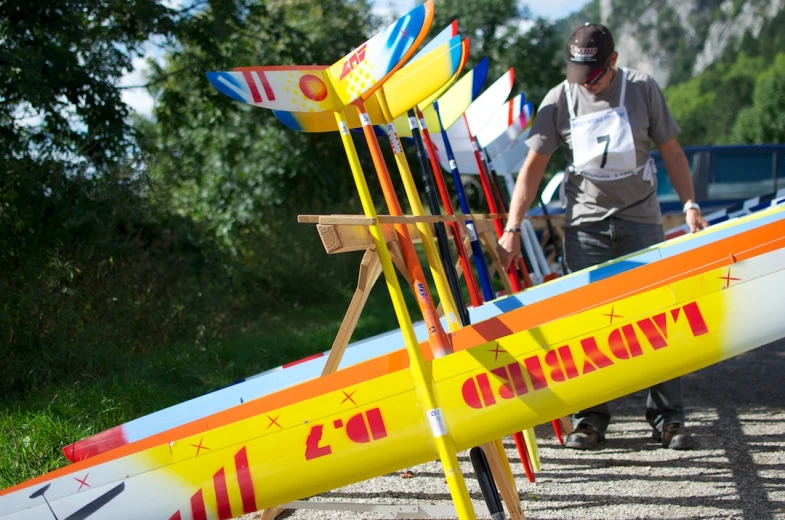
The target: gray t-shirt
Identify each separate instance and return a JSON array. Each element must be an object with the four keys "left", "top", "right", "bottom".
[{"left": 526, "top": 68, "right": 680, "bottom": 227}]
